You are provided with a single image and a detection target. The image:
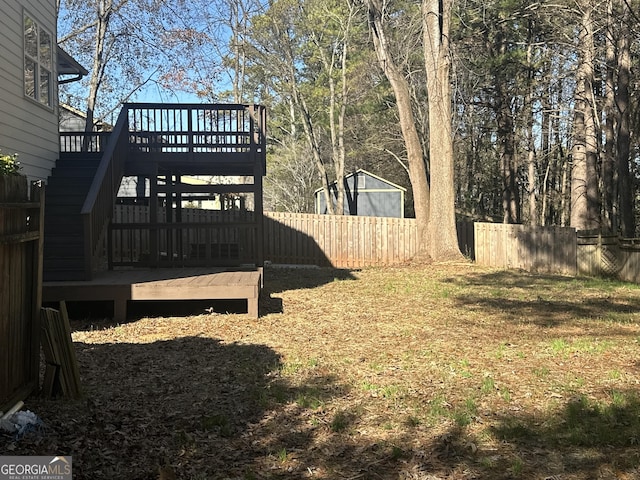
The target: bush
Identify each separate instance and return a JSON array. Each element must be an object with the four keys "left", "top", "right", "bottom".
[{"left": 0, "top": 151, "right": 20, "bottom": 175}]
